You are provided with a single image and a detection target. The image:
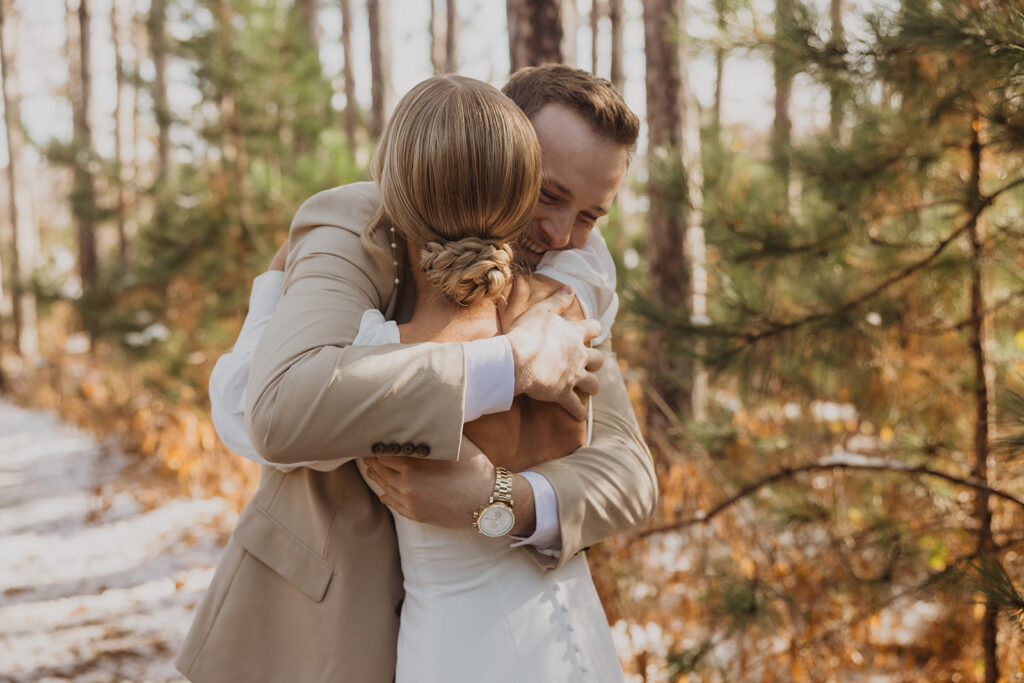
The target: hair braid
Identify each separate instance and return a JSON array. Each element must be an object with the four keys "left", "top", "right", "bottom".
[{"left": 419, "top": 236, "right": 516, "bottom": 305}]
